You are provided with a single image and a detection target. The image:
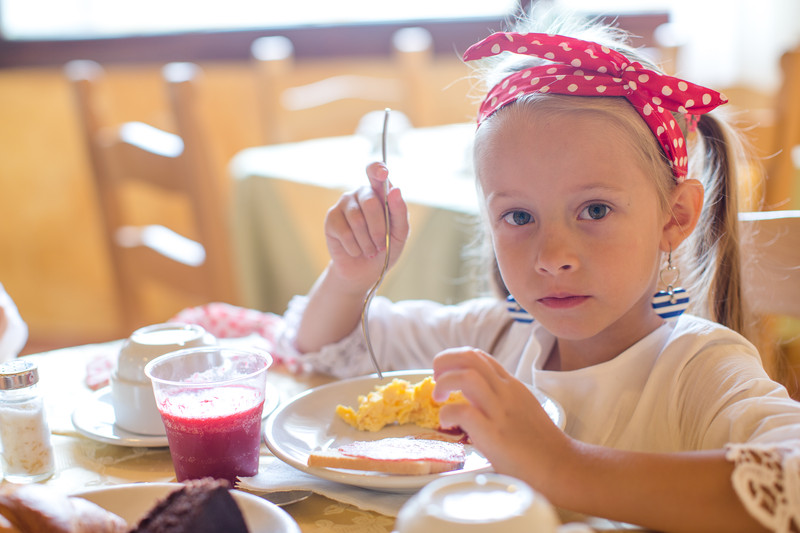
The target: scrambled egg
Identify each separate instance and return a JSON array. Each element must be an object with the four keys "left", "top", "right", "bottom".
[{"left": 336, "top": 377, "right": 467, "bottom": 432}]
